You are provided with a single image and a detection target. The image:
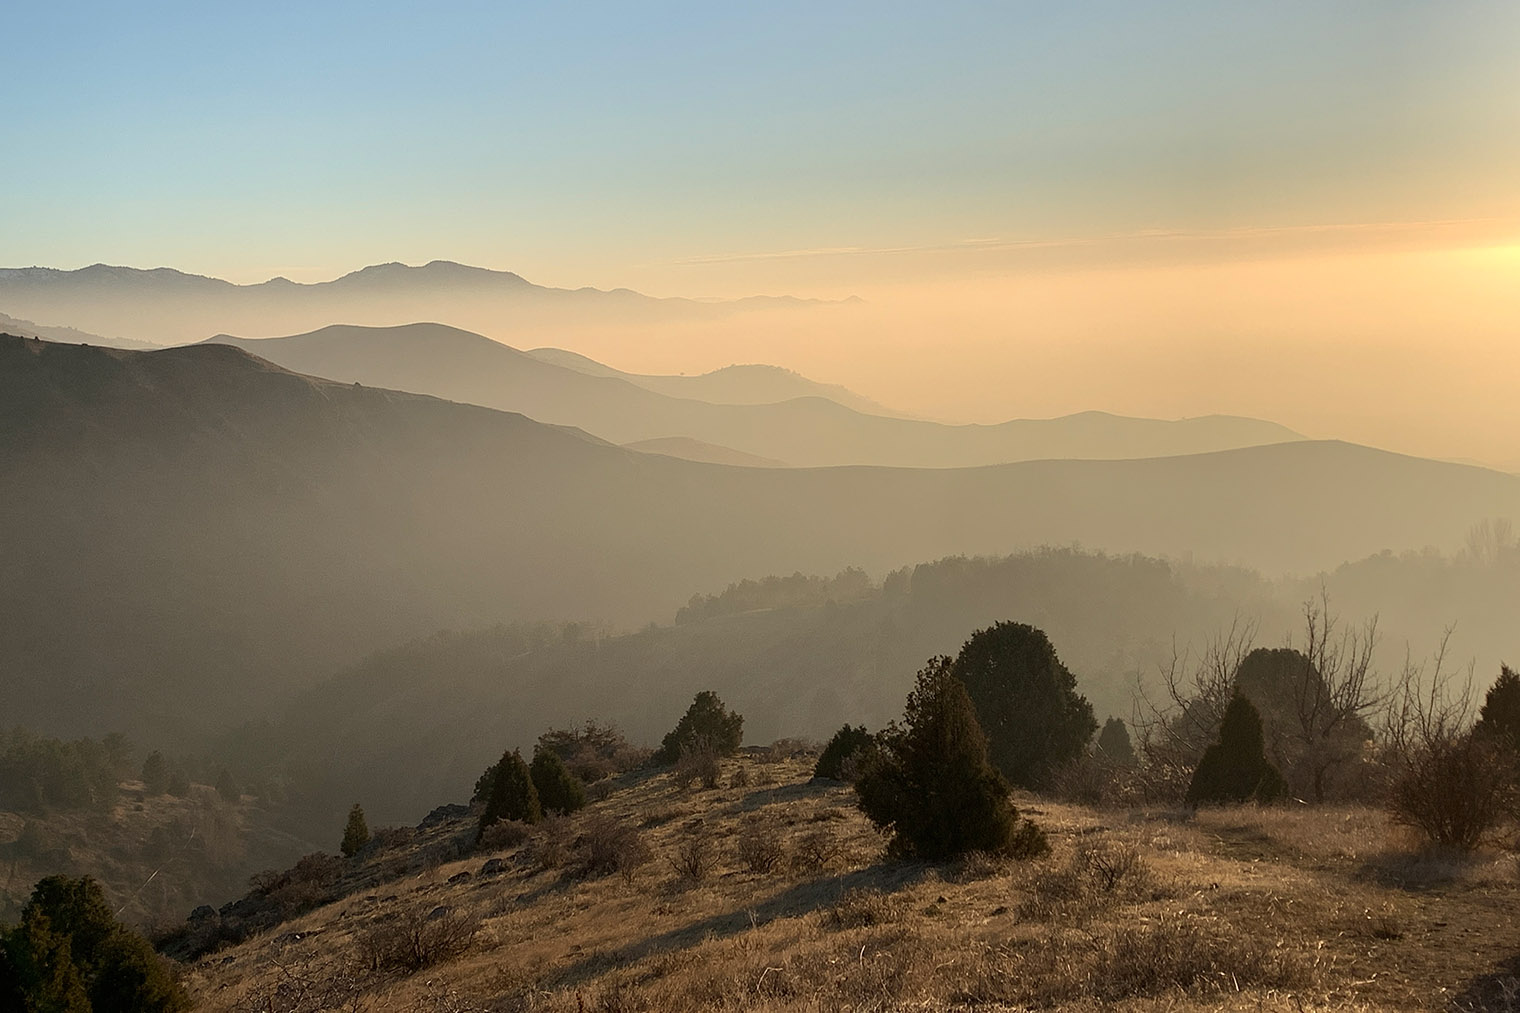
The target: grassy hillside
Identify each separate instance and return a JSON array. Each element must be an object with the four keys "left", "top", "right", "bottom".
[{"left": 178, "top": 754, "right": 1520, "bottom": 1012}]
